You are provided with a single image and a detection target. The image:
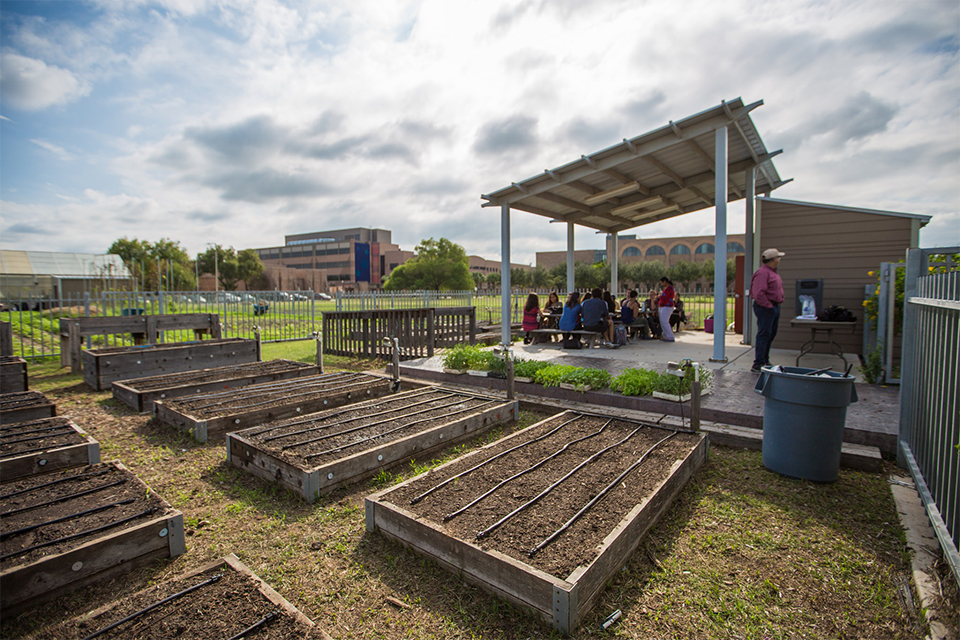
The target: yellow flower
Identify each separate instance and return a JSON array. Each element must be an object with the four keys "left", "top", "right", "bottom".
[
  {"left": 868, "top": 271, "right": 875, "bottom": 276},
  {"left": 862, "top": 301, "right": 868, "bottom": 306}
]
